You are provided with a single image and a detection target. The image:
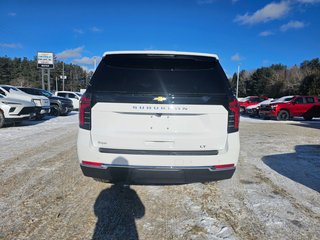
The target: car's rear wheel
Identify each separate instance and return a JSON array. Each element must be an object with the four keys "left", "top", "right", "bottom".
[
  {"left": 0, "top": 111, "right": 5, "bottom": 128},
  {"left": 277, "top": 110, "right": 289, "bottom": 121},
  {"left": 50, "top": 105, "right": 61, "bottom": 116},
  {"left": 61, "top": 110, "right": 71, "bottom": 116}
]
